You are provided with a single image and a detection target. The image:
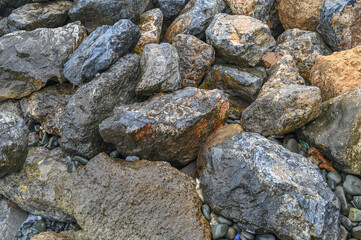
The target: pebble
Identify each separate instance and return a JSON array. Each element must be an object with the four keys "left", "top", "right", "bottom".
[
  {"left": 210, "top": 212, "right": 219, "bottom": 228},
  {"left": 47, "top": 136, "right": 57, "bottom": 150},
  {"left": 202, "top": 204, "right": 211, "bottom": 221},
  {"left": 344, "top": 175, "right": 361, "bottom": 195},
  {"left": 212, "top": 224, "right": 228, "bottom": 240},
  {"left": 39, "top": 132, "right": 49, "bottom": 146},
  {"left": 352, "top": 226, "right": 361, "bottom": 239},
  {"left": 327, "top": 170, "right": 342, "bottom": 184},
  {"left": 255, "top": 234, "right": 276, "bottom": 240},
  {"left": 73, "top": 156, "right": 89, "bottom": 165},
  {"left": 241, "top": 231, "right": 255, "bottom": 240},
  {"left": 349, "top": 207, "right": 361, "bottom": 222},
  {"left": 232, "top": 223, "right": 241, "bottom": 233},
  {"left": 225, "top": 226, "right": 237, "bottom": 239},
  {"left": 218, "top": 216, "right": 233, "bottom": 225},
  {"left": 34, "top": 124, "right": 41, "bottom": 132},
  {"left": 109, "top": 150, "right": 121, "bottom": 158},
  {"left": 125, "top": 156, "right": 140, "bottom": 162},
  {"left": 335, "top": 186, "right": 351, "bottom": 216},
  {"left": 327, "top": 177, "right": 336, "bottom": 190},
  {"left": 34, "top": 219, "right": 47, "bottom": 232},
  {"left": 340, "top": 214, "right": 356, "bottom": 231},
  {"left": 286, "top": 138, "right": 299, "bottom": 153},
  {"left": 353, "top": 196, "right": 361, "bottom": 209}
]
